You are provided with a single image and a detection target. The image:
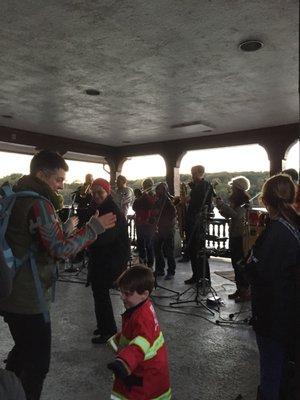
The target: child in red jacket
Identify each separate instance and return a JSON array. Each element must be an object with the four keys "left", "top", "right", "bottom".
[{"left": 107, "top": 265, "right": 171, "bottom": 400}]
